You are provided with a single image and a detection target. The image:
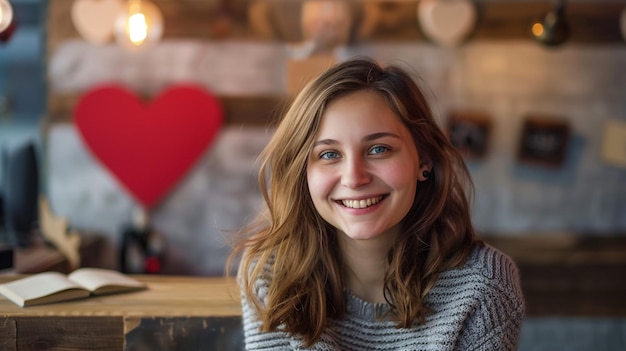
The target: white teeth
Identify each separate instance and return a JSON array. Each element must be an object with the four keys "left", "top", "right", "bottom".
[{"left": 341, "top": 196, "right": 383, "bottom": 209}]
